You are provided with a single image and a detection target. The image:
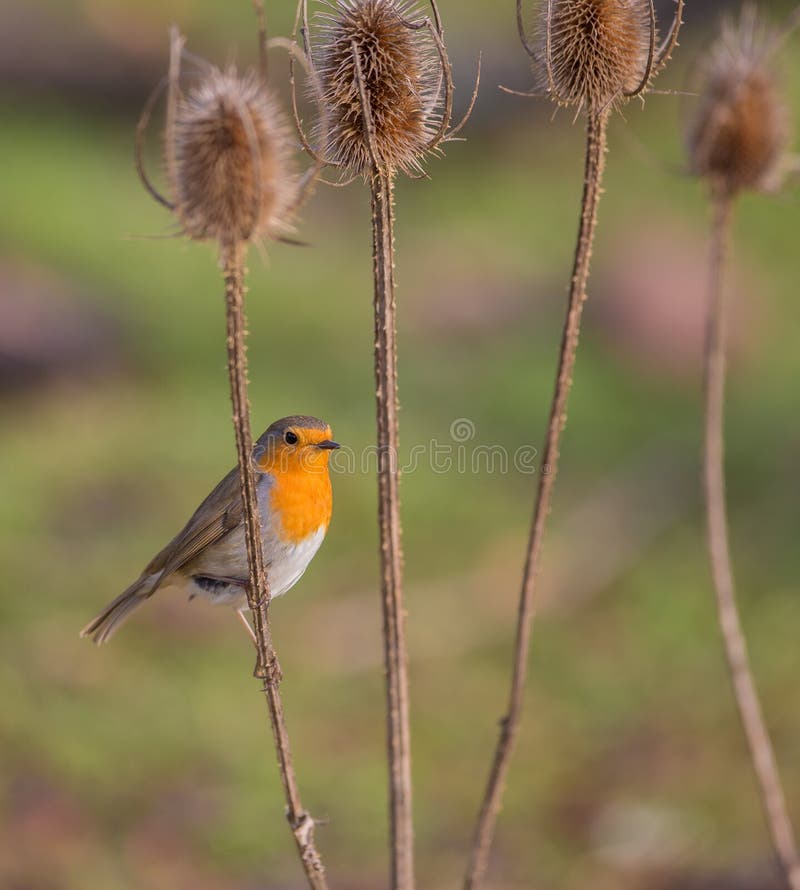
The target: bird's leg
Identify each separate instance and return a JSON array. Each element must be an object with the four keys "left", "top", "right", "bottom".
[
  {"left": 263, "top": 651, "right": 283, "bottom": 685},
  {"left": 236, "top": 607, "right": 283, "bottom": 684},
  {"left": 236, "top": 608, "right": 258, "bottom": 646}
]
